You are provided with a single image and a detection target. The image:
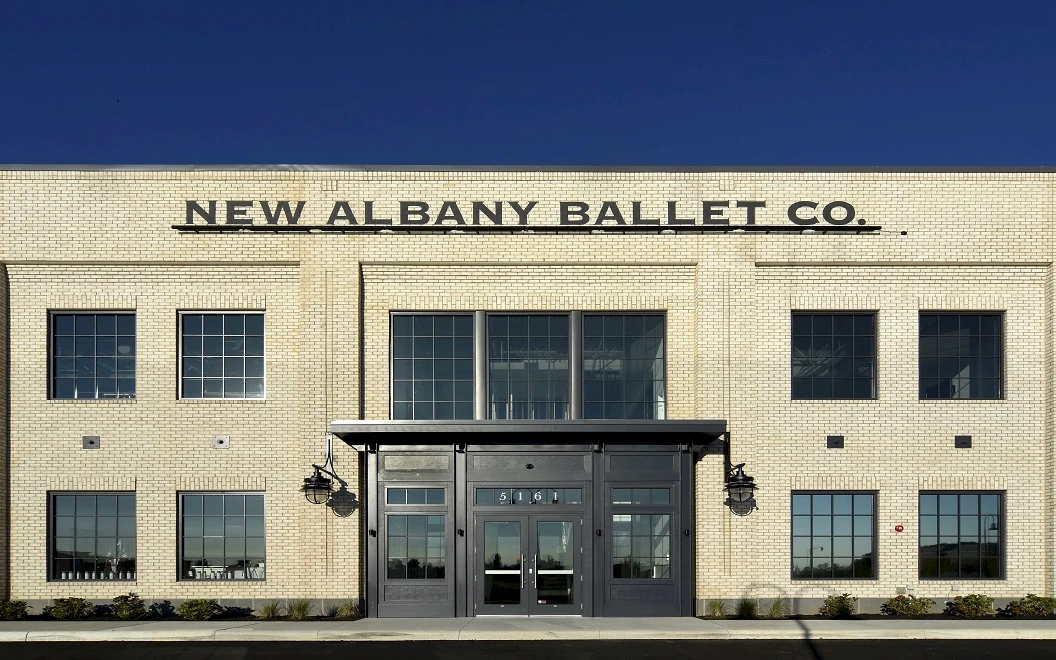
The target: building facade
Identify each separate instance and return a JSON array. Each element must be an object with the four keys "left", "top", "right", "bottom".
[{"left": 0, "top": 166, "right": 1052, "bottom": 615}]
